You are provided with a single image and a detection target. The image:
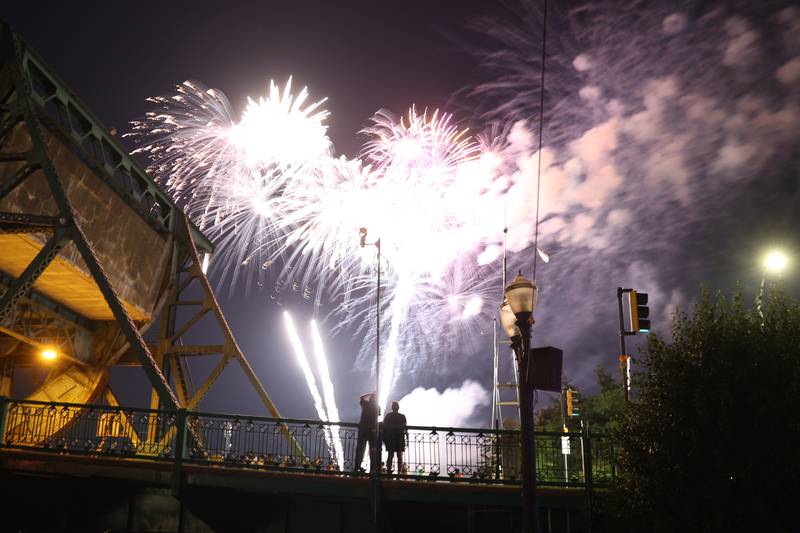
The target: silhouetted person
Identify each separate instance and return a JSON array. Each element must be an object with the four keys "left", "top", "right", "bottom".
[
  {"left": 382, "top": 400, "right": 407, "bottom": 474},
  {"left": 354, "top": 391, "right": 380, "bottom": 472}
]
